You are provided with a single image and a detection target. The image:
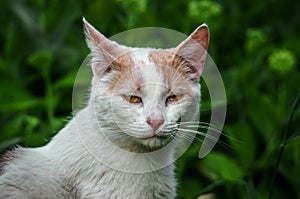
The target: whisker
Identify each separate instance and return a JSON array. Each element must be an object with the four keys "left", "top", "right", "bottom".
[
  {"left": 179, "top": 123, "right": 239, "bottom": 143},
  {"left": 179, "top": 121, "right": 223, "bottom": 131},
  {"left": 172, "top": 133, "right": 206, "bottom": 149},
  {"left": 176, "top": 129, "right": 218, "bottom": 142},
  {"left": 176, "top": 128, "right": 231, "bottom": 149}
]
